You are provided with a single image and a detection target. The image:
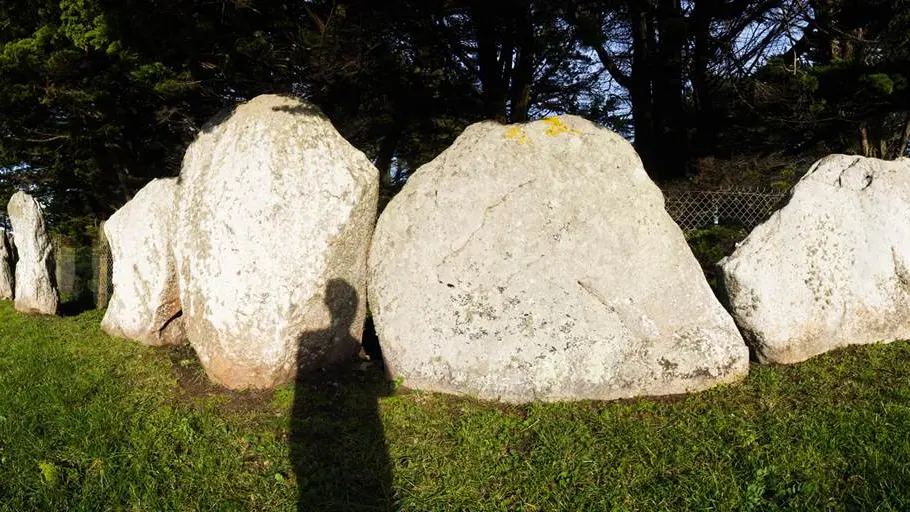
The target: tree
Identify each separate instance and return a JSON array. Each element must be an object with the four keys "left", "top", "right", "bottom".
[
  {"left": 5, "top": 0, "right": 903, "bottom": 230},
  {"left": 717, "top": 0, "right": 910, "bottom": 165},
  {"left": 565, "top": 0, "right": 808, "bottom": 181},
  {"left": 0, "top": 0, "right": 284, "bottom": 240},
  {"left": 248, "top": 0, "right": 613, "bottom": 191},
  {"left": 802, "top": 0, "right": 910, "bottom": 158}
]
